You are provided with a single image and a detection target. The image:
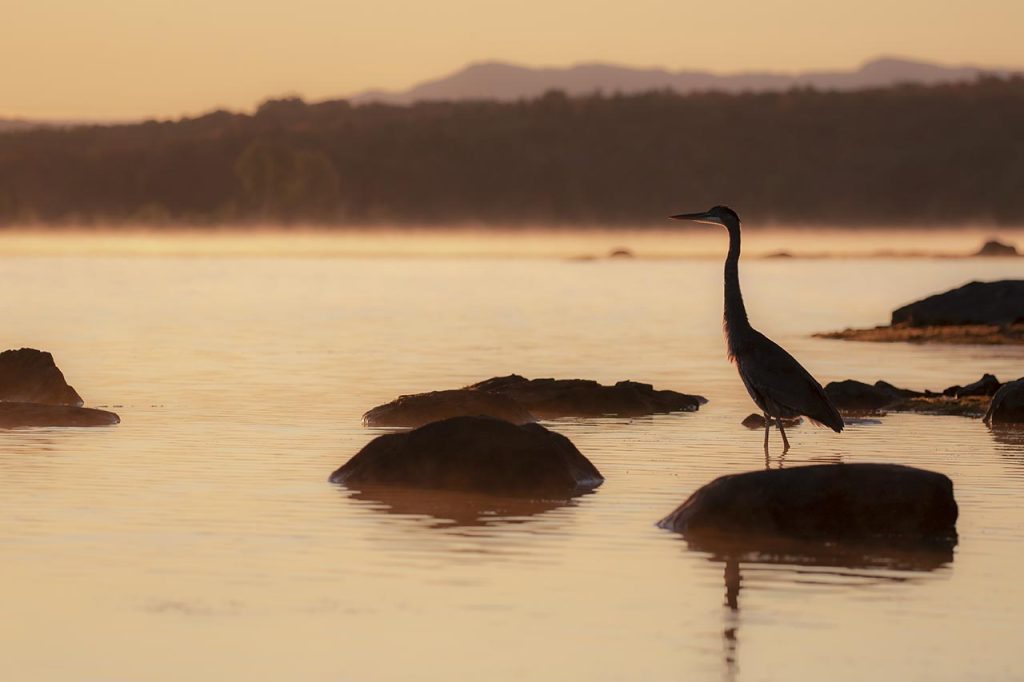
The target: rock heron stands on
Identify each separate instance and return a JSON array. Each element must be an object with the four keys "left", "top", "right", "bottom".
[{"left": 671, "top": 206, "right": 843, "bottom": 455}]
